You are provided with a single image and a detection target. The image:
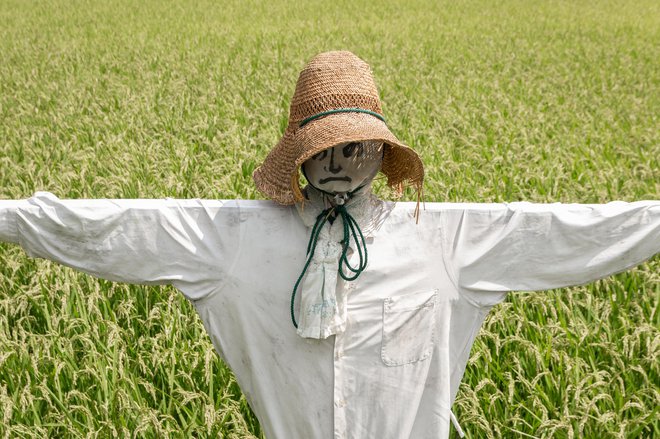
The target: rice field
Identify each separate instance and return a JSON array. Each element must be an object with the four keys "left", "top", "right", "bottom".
[{"left": 0, "top": 0, "right": 659, "bottom": 437}]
